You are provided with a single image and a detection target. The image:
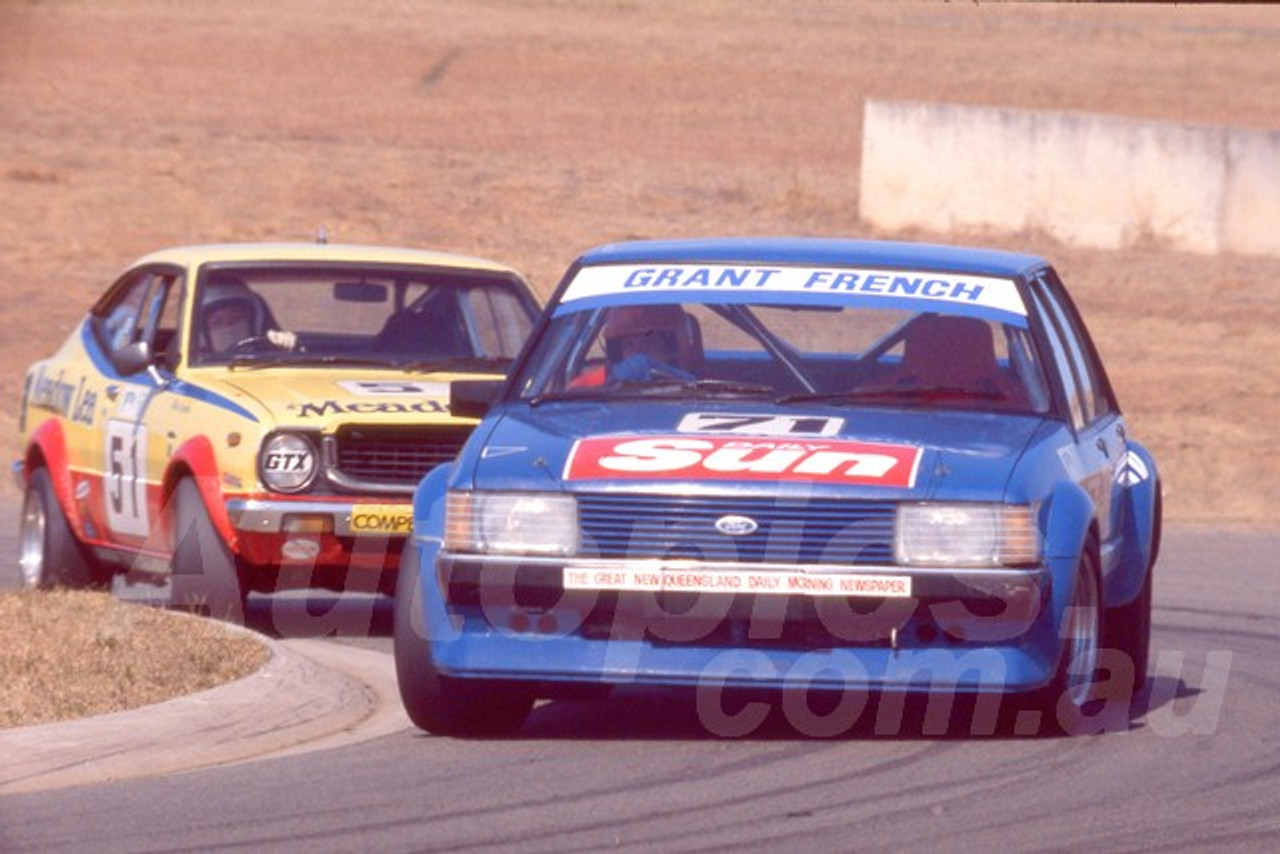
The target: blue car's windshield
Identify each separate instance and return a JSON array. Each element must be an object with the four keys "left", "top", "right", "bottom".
[{"left": 517, "top": 296, "right": 1052, "bottom": 415}]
